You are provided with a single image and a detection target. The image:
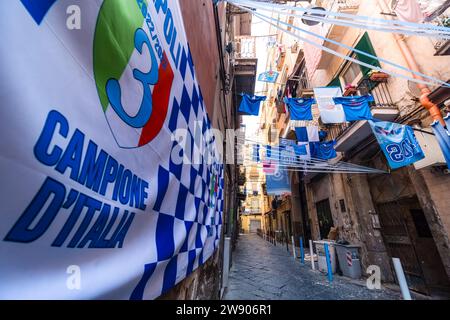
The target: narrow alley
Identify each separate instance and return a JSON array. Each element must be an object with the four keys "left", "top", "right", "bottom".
[{"left": 224, "top": 234, "right": 399, "bottom": 300}]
